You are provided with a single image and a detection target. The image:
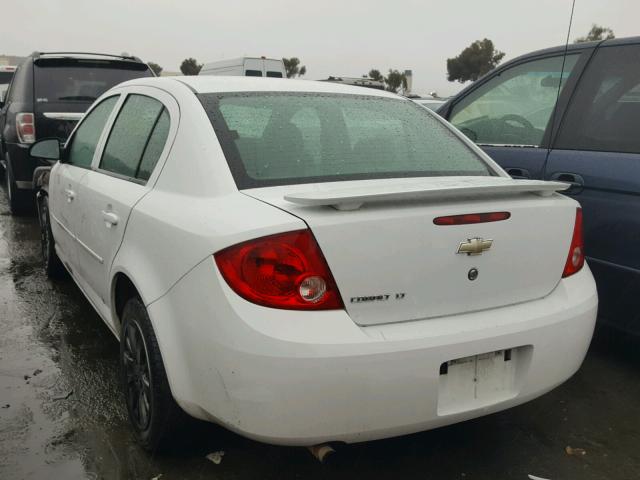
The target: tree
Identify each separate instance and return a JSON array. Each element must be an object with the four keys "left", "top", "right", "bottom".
[
  {"left": 447, "top": 39, "right": 505, "bottom": 83},
  {"left": 384, "top": 69, "right": 408, "bottom": 93},
  {"left": 148, "top": 62, "right": 163, "bottom": 76},
  {"left": 282, "top": 57, "right": 307, "bottom": 78},
  {"left": 368, "top": 69, "right": 383, "bottom": 82},
  {"left": 180, "top": 58, "right": 202, "bottom": 76},
  {"left": 574, "top": 24, "right": 615, "bottom": 43}
]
